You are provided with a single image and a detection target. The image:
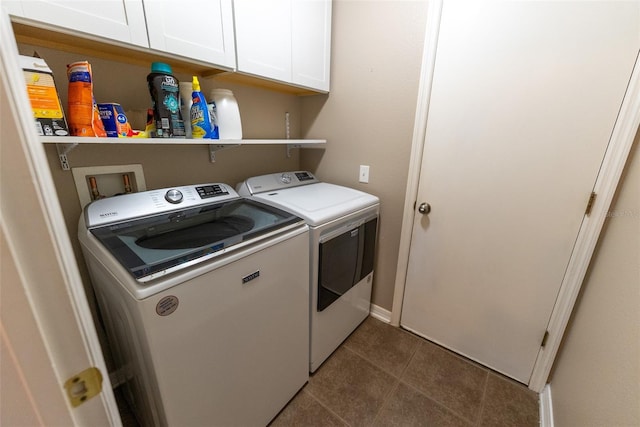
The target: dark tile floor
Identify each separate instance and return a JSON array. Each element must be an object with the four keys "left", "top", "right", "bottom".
[
  {"left": 270, "top": 316, "right": 539, "bottom": 427},
  {"left": 117, "top": 316, "right": 539, "bottom": 426}
]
